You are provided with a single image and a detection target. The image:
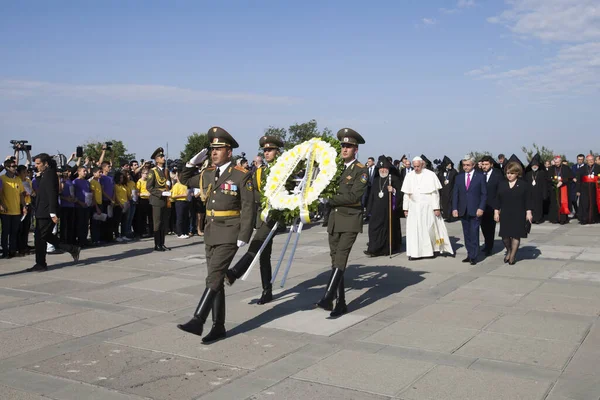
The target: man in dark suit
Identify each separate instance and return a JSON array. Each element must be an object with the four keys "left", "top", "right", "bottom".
[
  {"left": 29, "top": 153, "right": 80, "bottom": 272},
  {"left": 479, "top": 155, "right": 503, "bottom": 256},
  {"left": 452, "top": 156, "right": 487, "bottom": 265},
  {"left": 571, "top": 154, "right": 585, "bottom": 217},
  {"left": 362, "top": 157, "right": 375, "bottom": 222}
]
